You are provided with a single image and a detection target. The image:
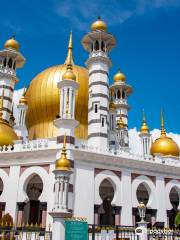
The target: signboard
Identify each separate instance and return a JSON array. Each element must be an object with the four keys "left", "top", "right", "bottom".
[{"left": 65, "top": 220, "right": 88, "bottom": 240}]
